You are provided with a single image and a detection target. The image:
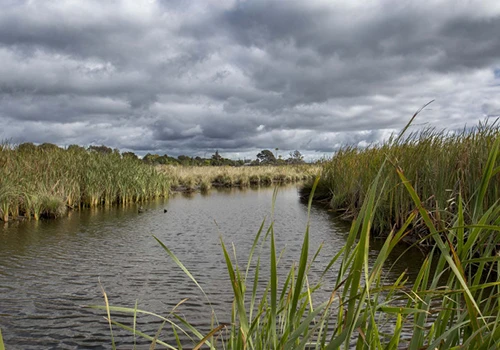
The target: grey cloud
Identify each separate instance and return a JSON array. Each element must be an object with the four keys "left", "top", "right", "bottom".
[{"left": 0, "top": 1, "right": 499, "bottom": 160}]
